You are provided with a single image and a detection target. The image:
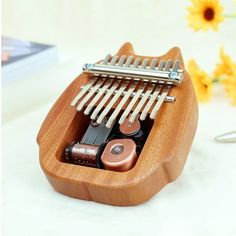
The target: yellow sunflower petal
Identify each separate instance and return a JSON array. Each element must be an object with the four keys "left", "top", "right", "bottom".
[
  {"left": 188, "top": 59, "right": 213, "bottom": 102},
  {"left": 214, "top": 48, "right": 236, "bottom": 77},
  {"left": 187, "top": 0, "right": 224, "bottom": 31}
]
